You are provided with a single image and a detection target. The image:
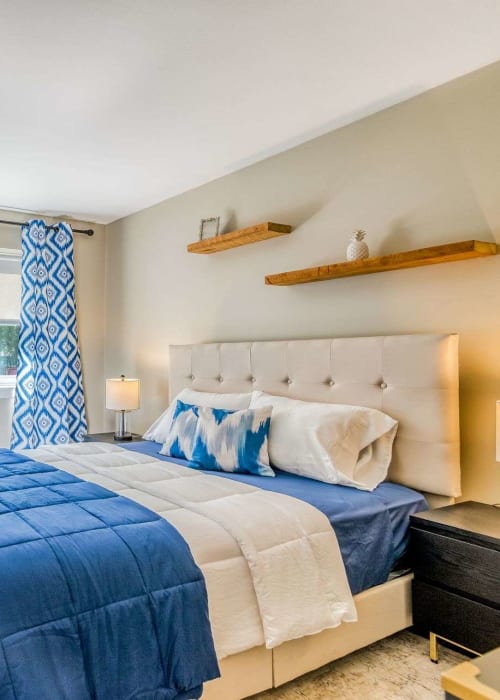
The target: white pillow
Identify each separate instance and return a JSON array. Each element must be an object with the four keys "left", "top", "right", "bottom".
[
  {"left": 249, "top": 391, "right": 398, "bottom": 491},
  {"left": 143, "top": 388, "right": 252, "bottom": 444}
]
